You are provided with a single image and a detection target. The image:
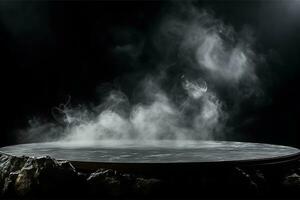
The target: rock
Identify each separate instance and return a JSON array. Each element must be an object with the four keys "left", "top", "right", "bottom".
[
  {"left": 2, "top": 152, "right": 300, "bottom": 199},
  {"left": 1, "top": 154, "right": 165, "bottom": 198},
  {"left": 86, "top": 169, "right": 164, "bottom": 197},
  {"left": 0, "top": 154, "right": 84, "bottom": 198},
  {"left": 225, "top": 167, "right": 258, "bottom": 197},
  {"left": 249, "top": 170, "right": 269, "bottom": 196},
  {"left": 133, "top": 177, "right": 162, "bottom": 196},
  {"left": 283, "top": 173, "right": 300, "bottom": 190},
  {"left": 87, "top": 169, "right": 122, "bottom": 197},
  {"left": 0, "top": 154, "right": 26, "bottom": 188}
]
